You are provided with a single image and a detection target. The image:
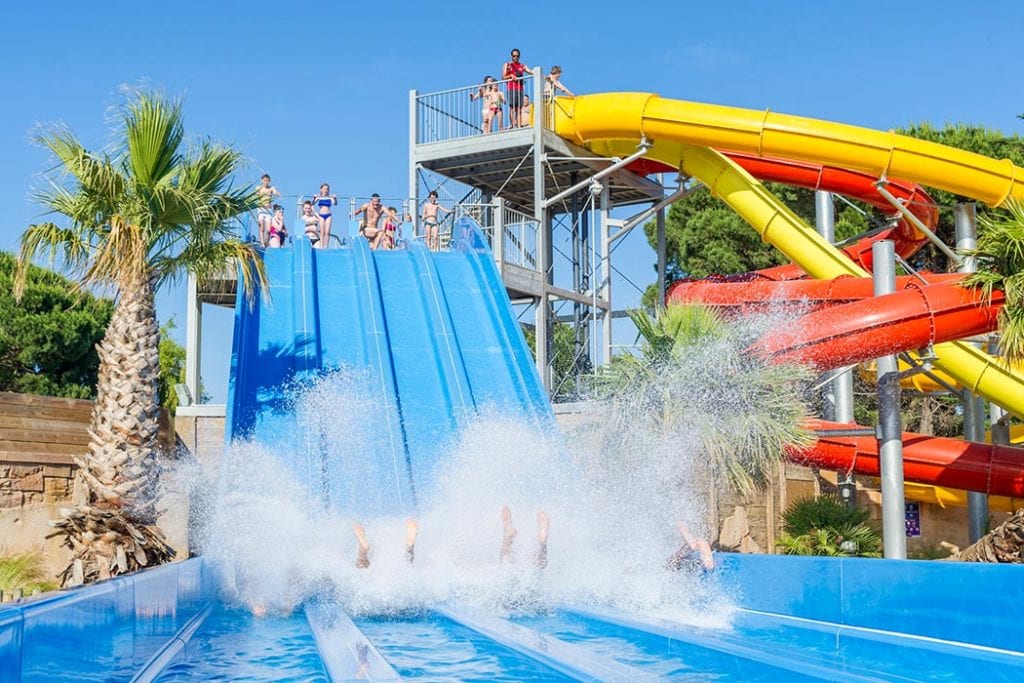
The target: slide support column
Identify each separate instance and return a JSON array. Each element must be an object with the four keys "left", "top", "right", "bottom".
[
  {"left": 816, "top": 191, "right": 856, "bottom": 506},
  {"left": 956, "top": 202, "right": 989, "bottom": 542},
  {"left": 532, "top": 67, "right": 550, "bottom": 392},
  {"left": 874, "top": 240, "right": 907, "bottom": 559},
  {"left": 599, "top": 182, "right": 612, "bottom": 366},
  {"left": 185, "top": 274, "right": 202, "bottom": 405}
]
